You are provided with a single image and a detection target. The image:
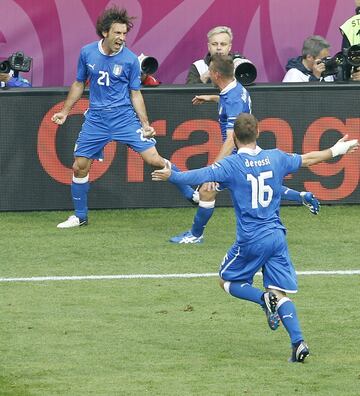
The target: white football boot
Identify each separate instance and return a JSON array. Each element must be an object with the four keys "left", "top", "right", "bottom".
[{"left": 57, "top": 215, "right": 88, "bottom": 229}]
